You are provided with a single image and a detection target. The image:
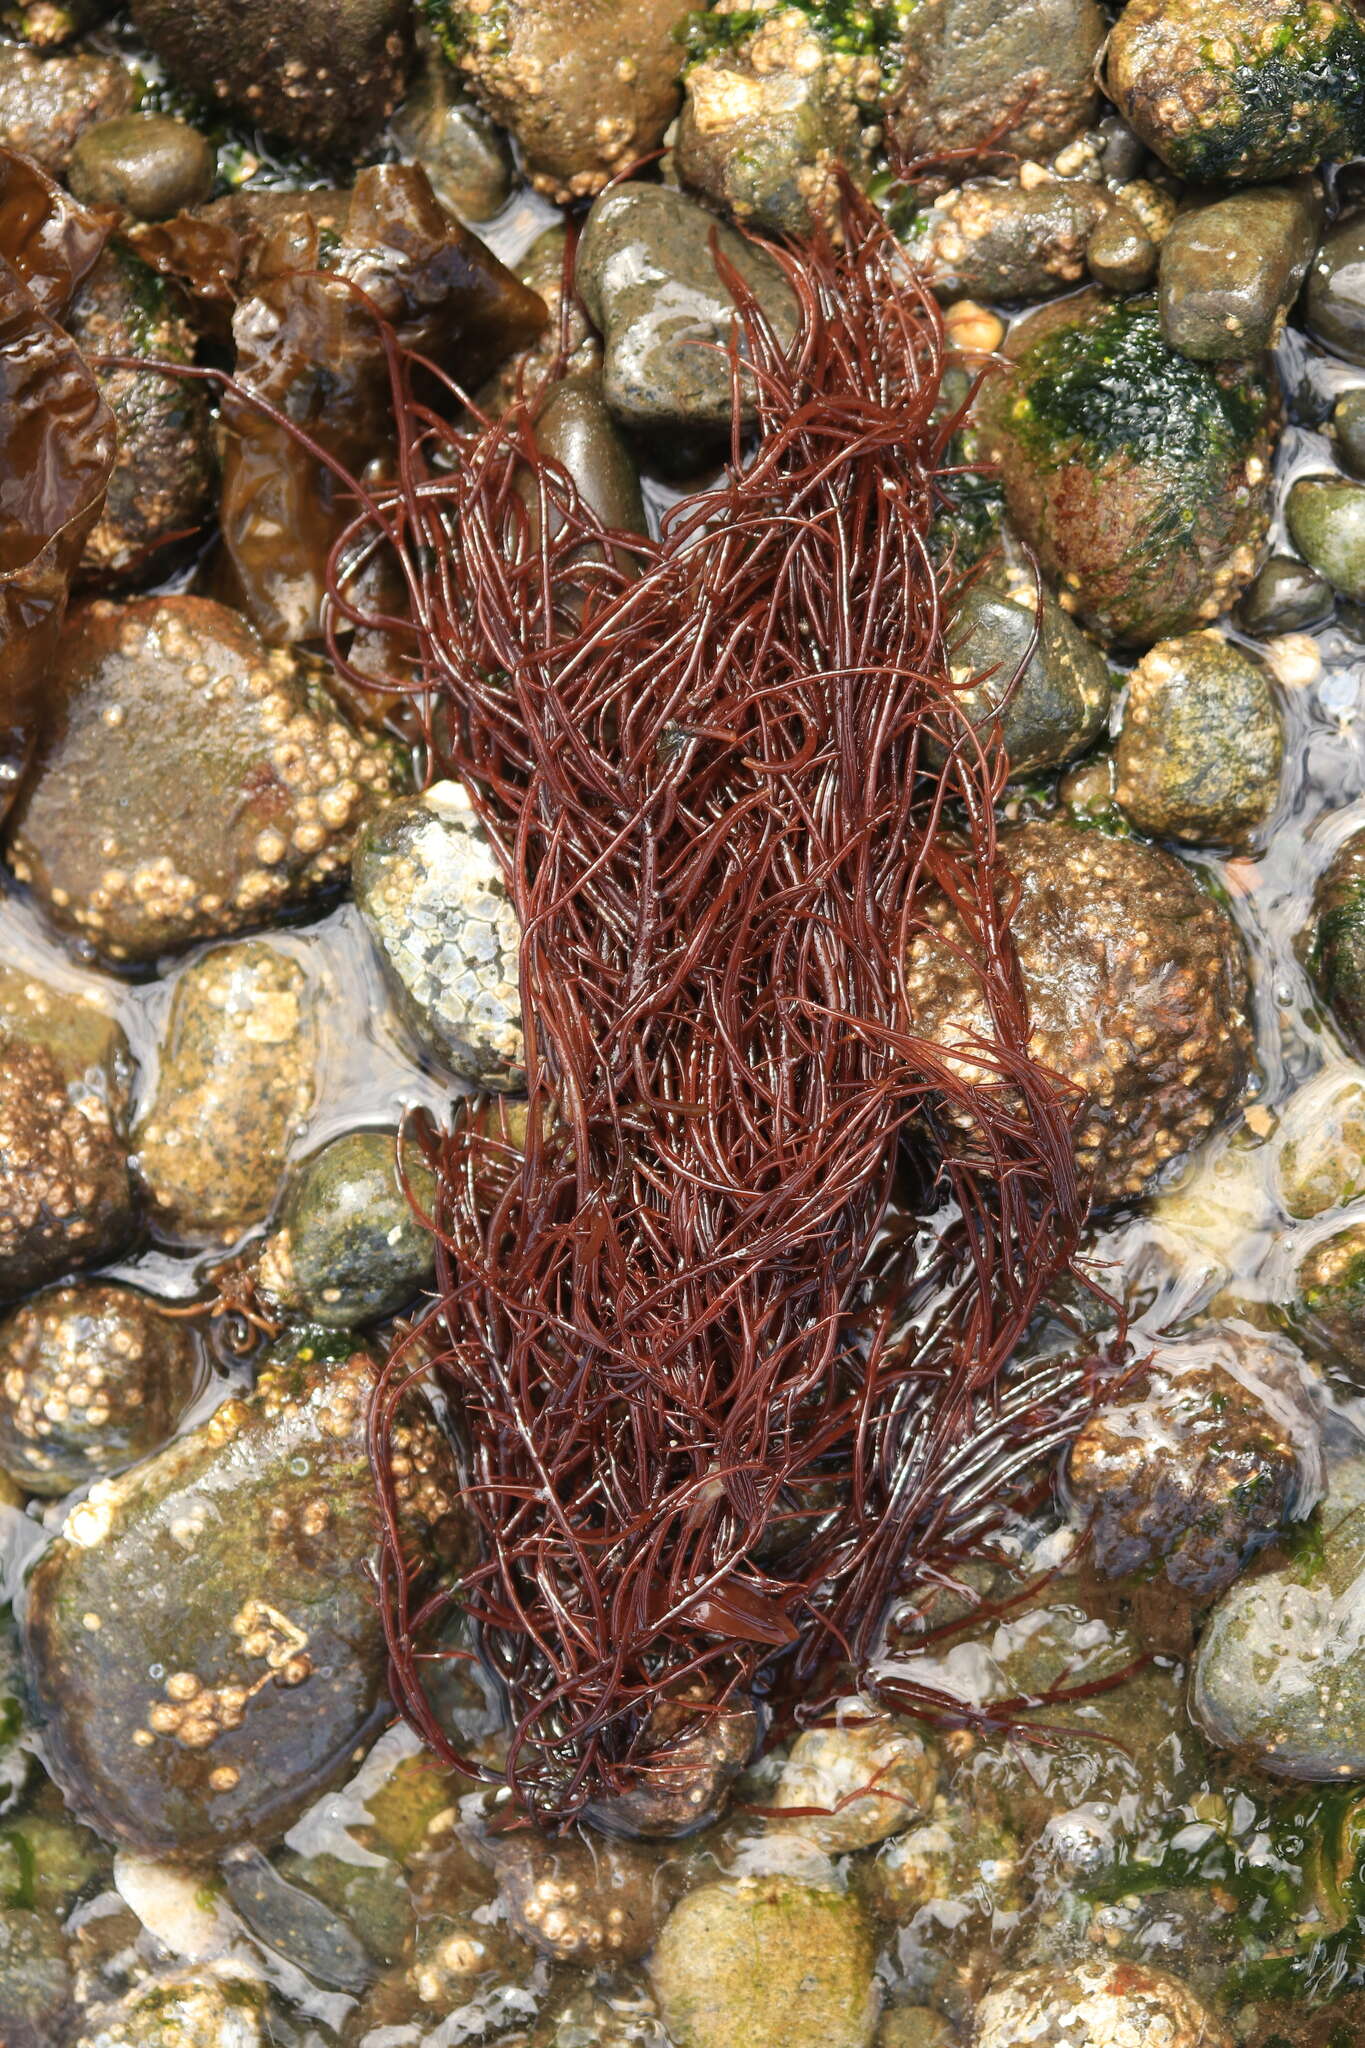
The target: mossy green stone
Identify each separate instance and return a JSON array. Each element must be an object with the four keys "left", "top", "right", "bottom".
[
  {"left": 257, "top": 1129, "right": 436, "bottom": 1328},
  {"left": 22, "top": 1349, "right": 394, "bottom": 1858},
  {"left": 980, "top": 293, "right": 1274, "bottom": 646},
  {"left": 650, "top": 1877, "right": 878, "bottom": 2048},
  {"left": 1306, "top": 828, "right": 1365, "bottom": 1054},
  {"left": 1114, "top": 631, "right": 1282, "bottom": 846},
  {"left": 1286, "top": 475, "right": 1365, "bottom": 600},
  {"left": 1109, "top": 0, "right": 1365, "bottom": 184}
]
